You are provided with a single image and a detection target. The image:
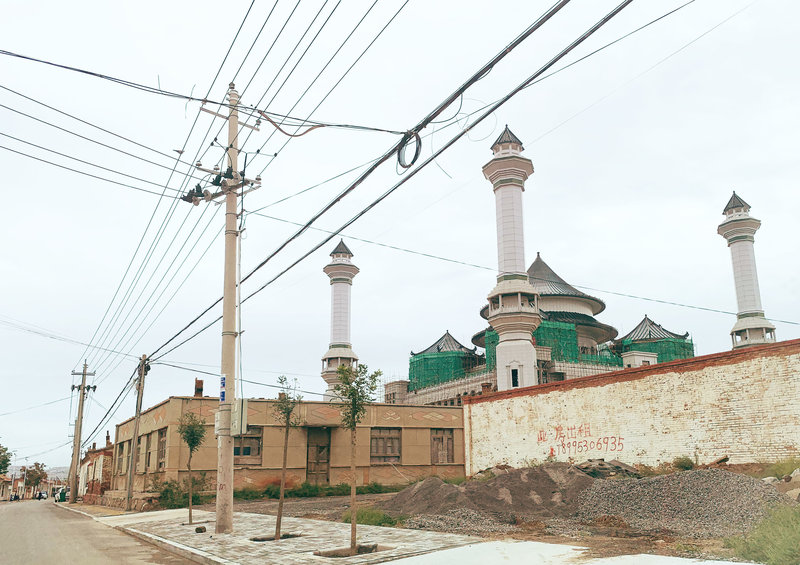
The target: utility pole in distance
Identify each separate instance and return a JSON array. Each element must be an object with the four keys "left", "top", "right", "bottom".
[
  {"left": 69, "top": 361, "right": 95, "bottom": 503},
  {"left": 185, "top": 83, "right": 260, "bottom": 533},
  {"left": 125, "top": 354, "right": 149, "bottom": 511}
]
